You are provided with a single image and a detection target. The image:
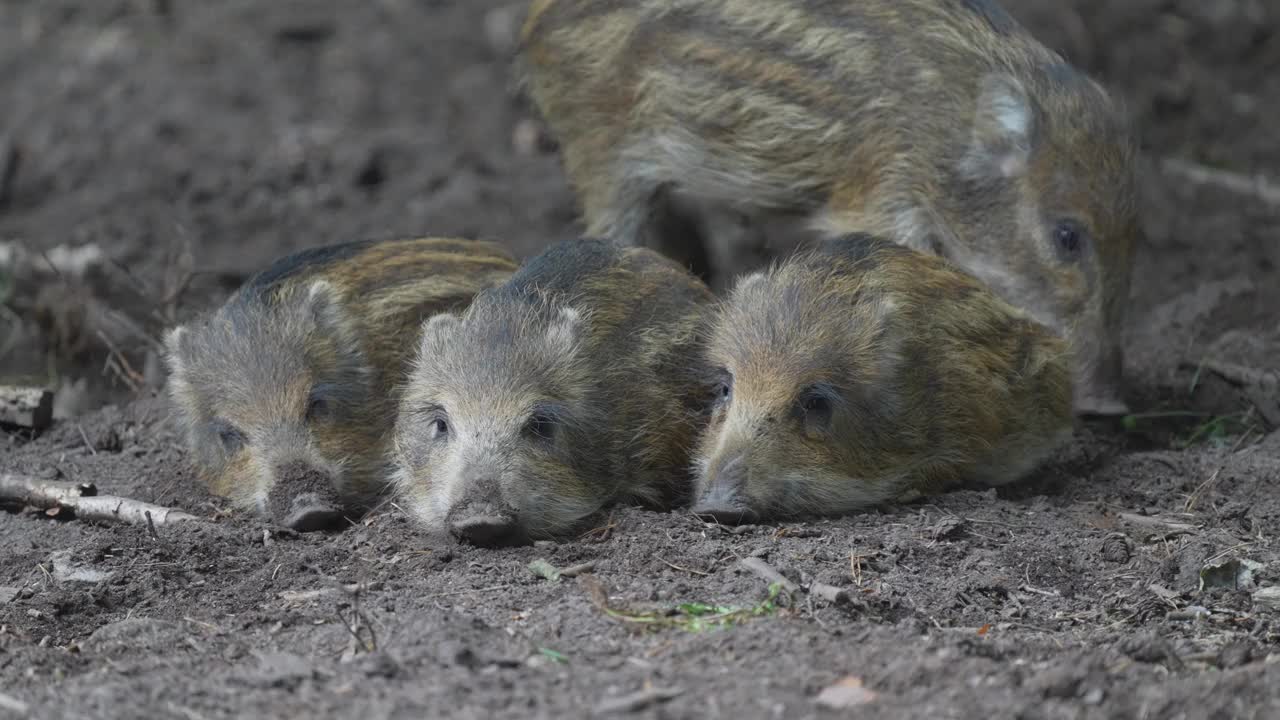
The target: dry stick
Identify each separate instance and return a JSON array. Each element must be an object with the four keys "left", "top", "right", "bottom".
[
  {"left": 559, "top": 561, "right": 597, "bottom": 578},
  {"left": 1117, "top": 512, "right": 1199, "bottom": 535},
  {"left": 810, "top": 582, "right": 850, "bottom": 605},
  {"left": 0, "top": 473, "right": 200, "bottom": 526},
  {"left": 1161, "top": 157, "right": 1280, "bottom": 206},
  {"left": 657, "top": 556, "right": 710, "bottom": 577},
  {"left": 738, "top": 557, "right": 801, "bottom": 594},
  {"left": 594, "top": 686, "right": 684, "bottom": 715}
]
